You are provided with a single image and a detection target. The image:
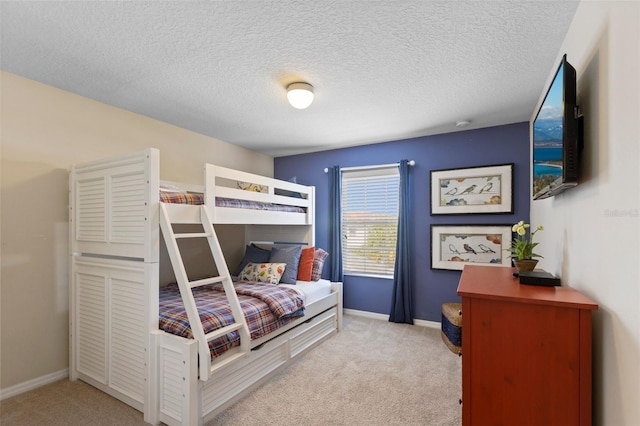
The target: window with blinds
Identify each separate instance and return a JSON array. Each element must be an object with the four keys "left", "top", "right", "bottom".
[{"left": 341, "top": 166, "right": 399, "bottom": 277}]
